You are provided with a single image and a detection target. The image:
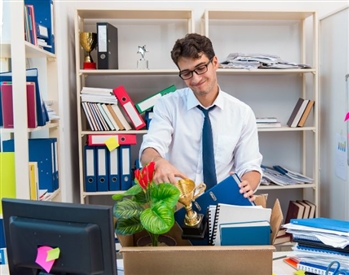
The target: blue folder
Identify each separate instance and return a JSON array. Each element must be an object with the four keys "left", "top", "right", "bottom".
[
  {"left": 96, "top": 146, "right": 109, "bottom": 192},
  {"left": 291, "top": 217, "right": 349, "bottom": 233},
  {"left": 108, "top": 148, "right": 120, "bottom": 191},
  {"left": 0, "top": 218, "right": 5, "bottom": 248},
  {"left": 84, "top": 145, "right": 97, "bottom": 192},
  {"left": 2, "top": 138, "right": 56, "bottom": 192},
  {"left": 119, "top": 145, "right": 132, "bottom": 190},
  {"left": 174, "top": 173, "right": 254, "bottom": 245}
]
